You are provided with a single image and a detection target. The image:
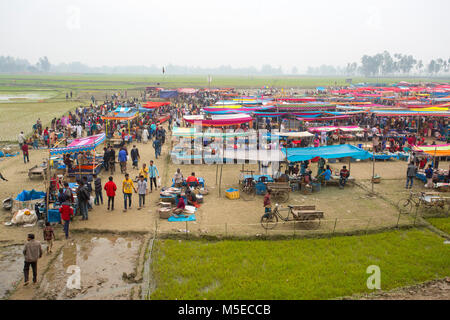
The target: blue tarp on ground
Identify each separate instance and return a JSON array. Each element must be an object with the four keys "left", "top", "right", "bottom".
[
  {"left": 283, "top": 144, "right": 373, "bottom": 162},
  {"left": 15, "top": 189, "right": 46, "bottom": 201}
]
